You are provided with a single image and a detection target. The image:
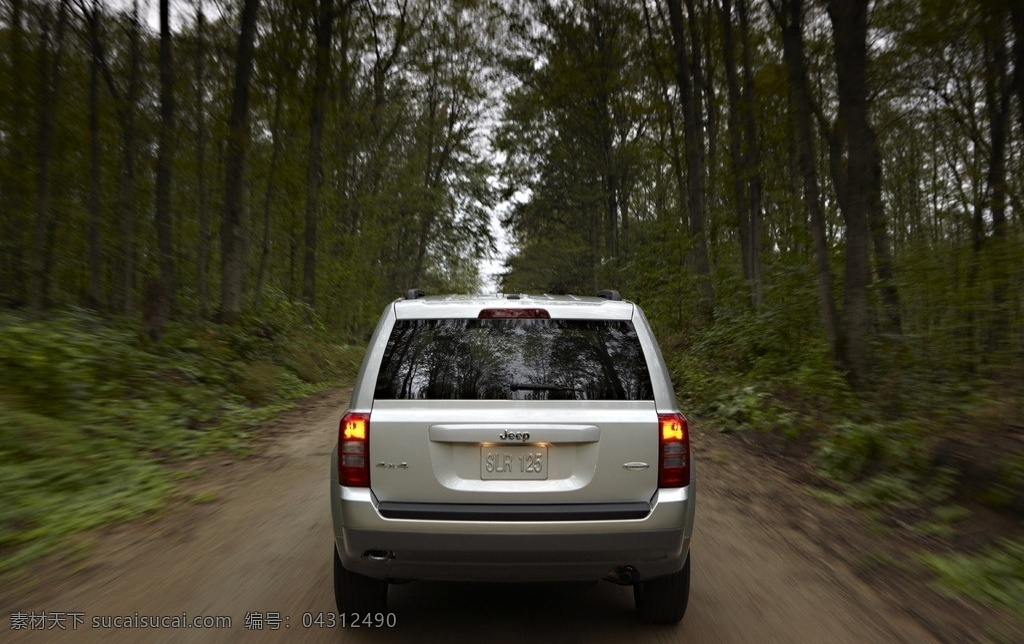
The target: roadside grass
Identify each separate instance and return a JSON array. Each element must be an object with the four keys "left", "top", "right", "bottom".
[
  {"left": 0, "top": 305, "right": 362, "bottom": 581},
  {"left": 923, "top": 538, "right": 1024, "bottom": 623}
]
